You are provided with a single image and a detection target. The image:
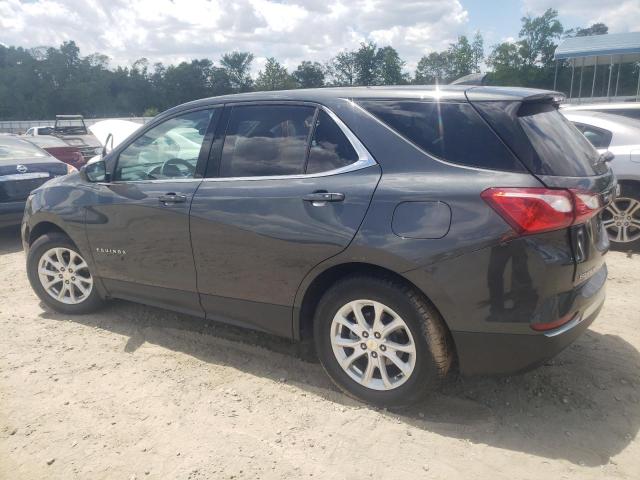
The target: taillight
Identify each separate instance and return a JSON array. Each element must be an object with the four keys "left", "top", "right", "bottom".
[
  {"left": 572, "top": 190, "right": 602, "bottom": 224},
  {"left": 481, "top": 187, "right": 602, "bottom": 236},
  {"left": 531, "top": 312, "right": 576, "bottom": 332}
]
